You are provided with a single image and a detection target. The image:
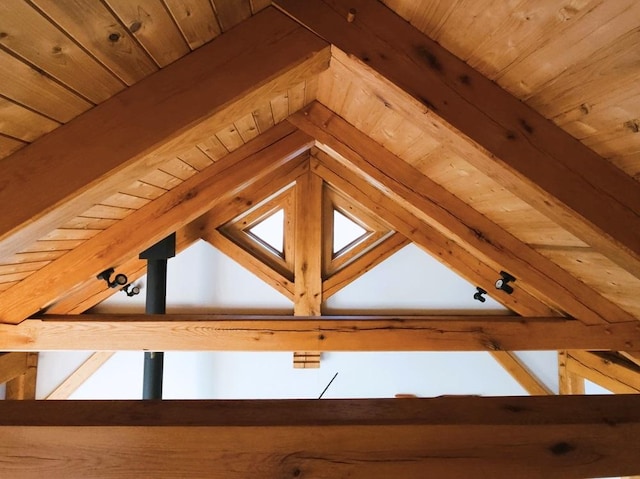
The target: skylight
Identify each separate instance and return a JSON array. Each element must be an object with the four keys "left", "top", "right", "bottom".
[
  {"left": 333, "top": 210, "right": 367, "bottom": 253},
  {"left": 248, "top": 209, "right": 284, "bottom": 254}
]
